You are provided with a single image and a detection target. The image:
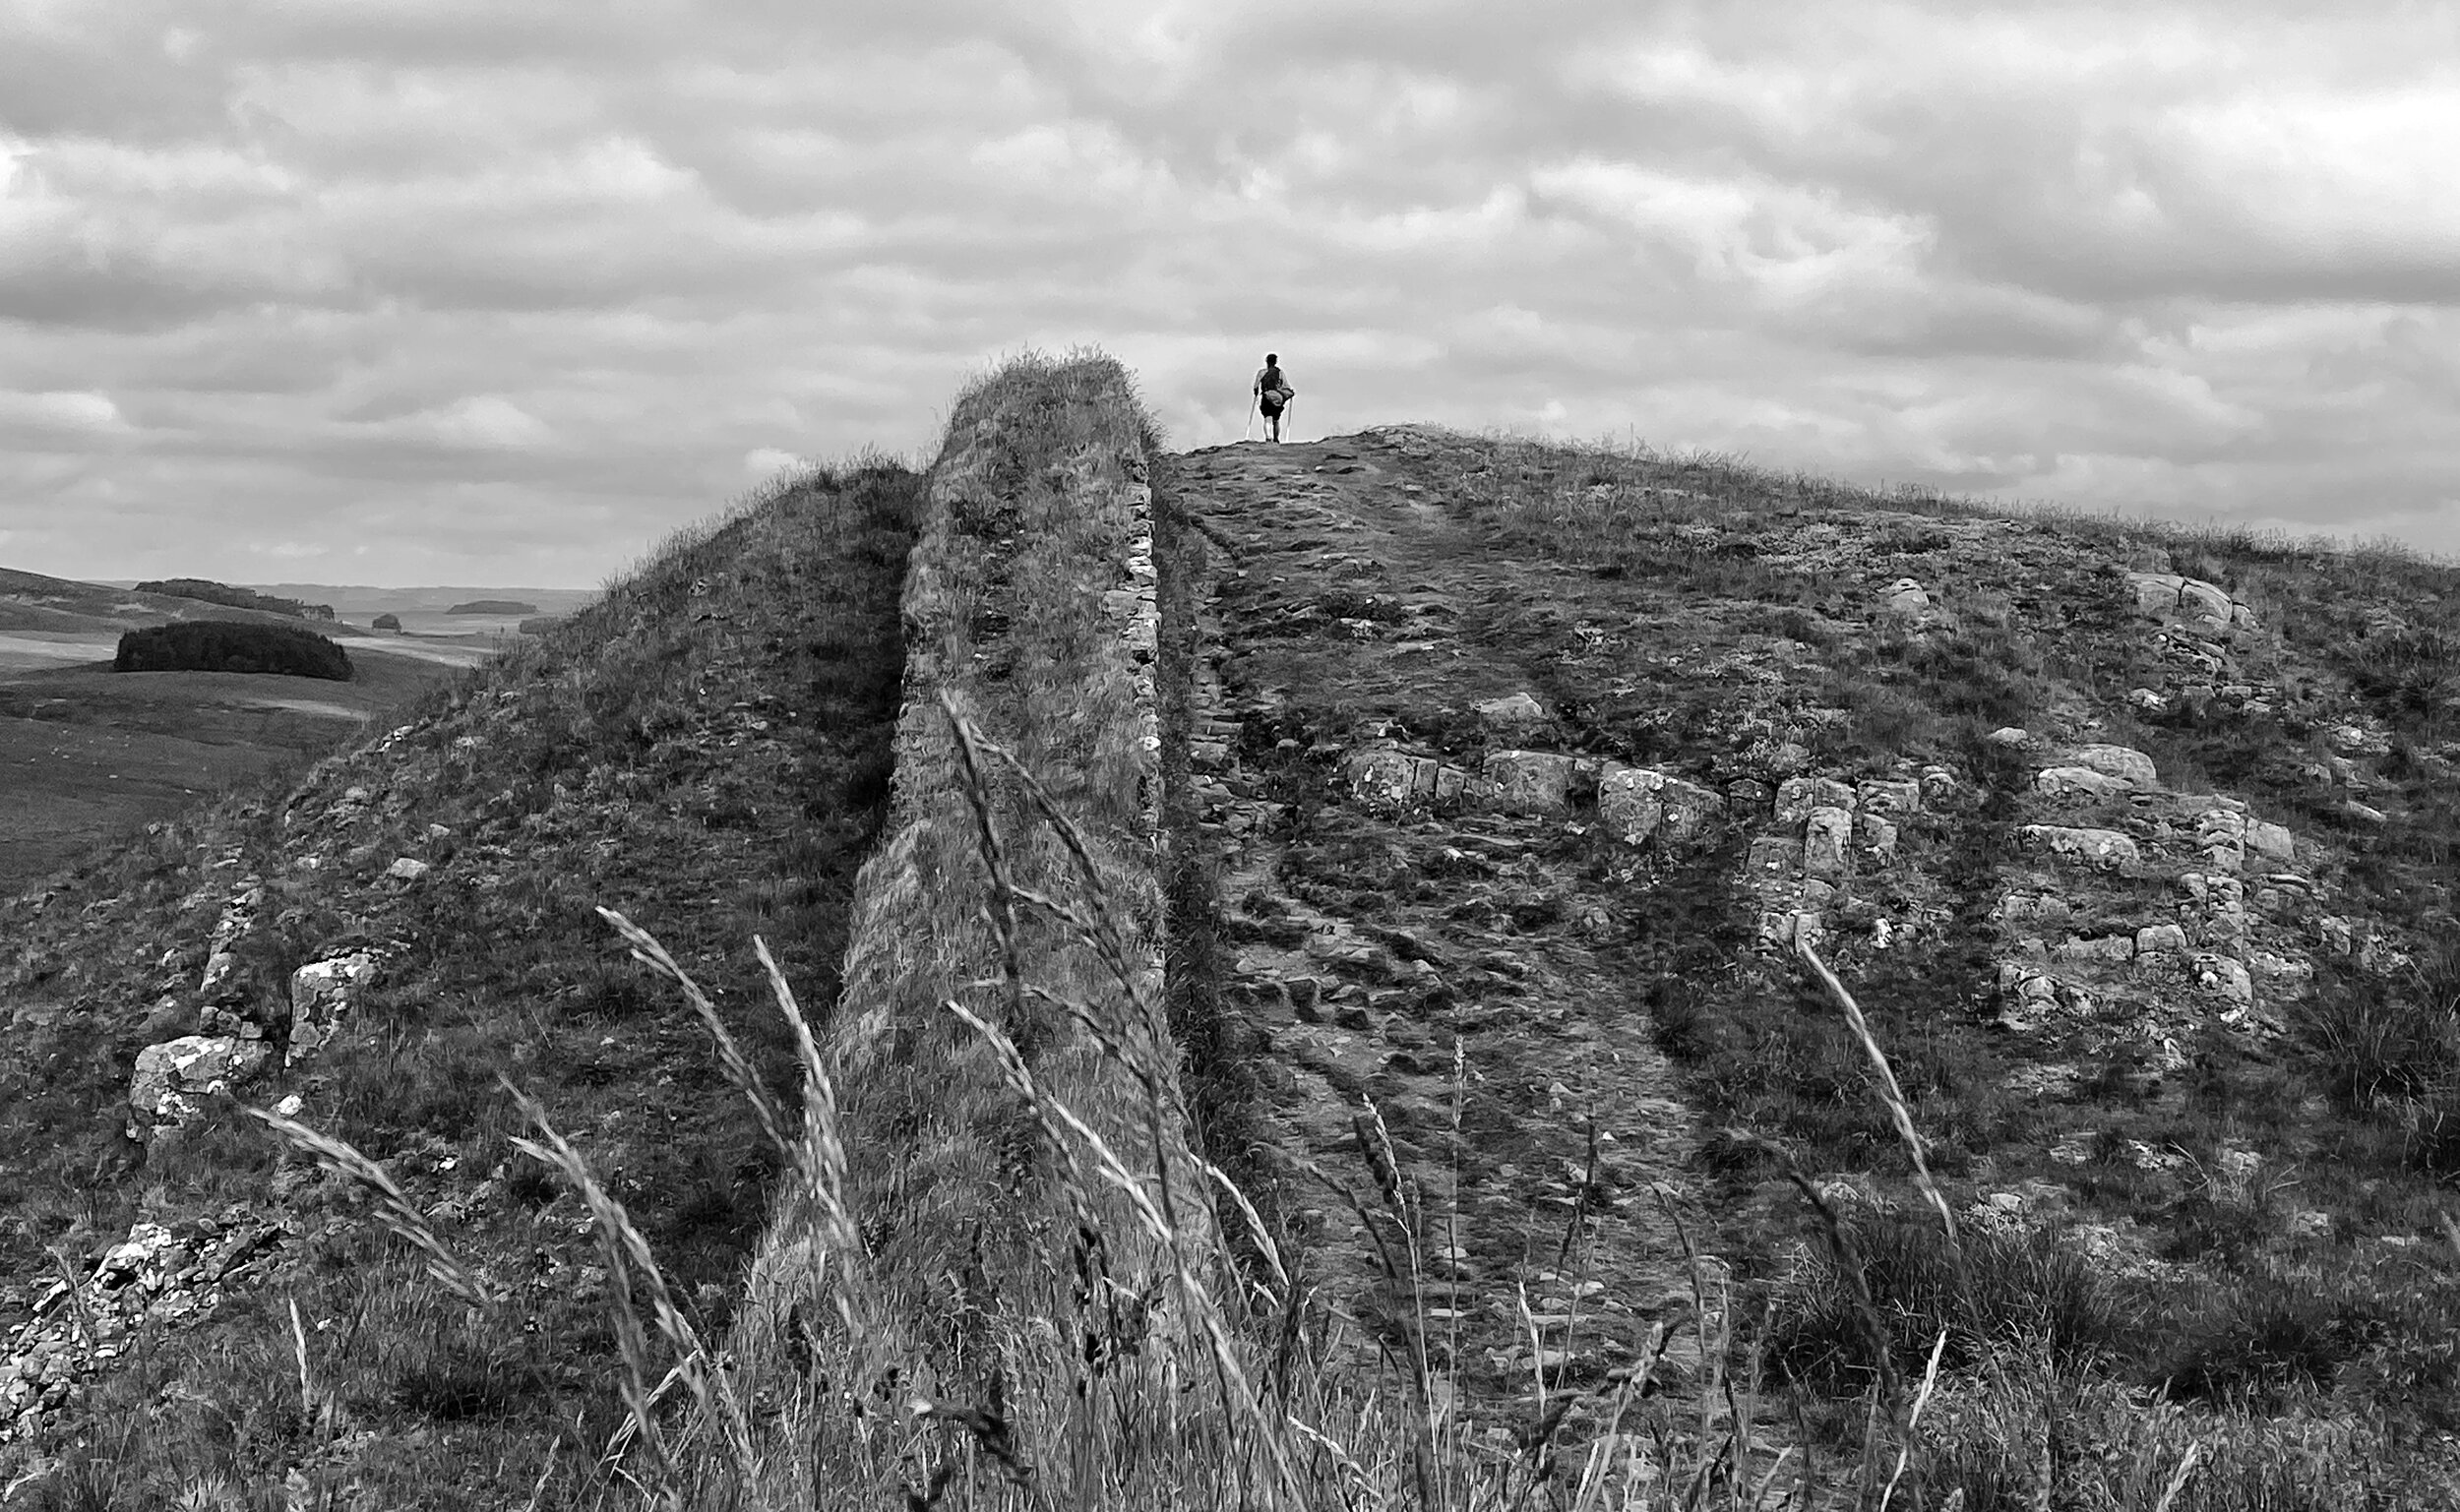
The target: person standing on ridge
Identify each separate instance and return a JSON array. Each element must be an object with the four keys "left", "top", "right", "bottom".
[{"left": 1253, "top": 353, "right": 1294, "bottom": 443}]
